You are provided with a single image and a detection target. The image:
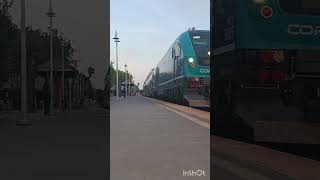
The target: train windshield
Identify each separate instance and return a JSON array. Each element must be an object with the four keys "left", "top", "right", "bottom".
[
  {"left": 189, "top": 31, "right": 210, "bottom": 66},
  {"left": 278, "top": 0, "right": 320, "bottom": 15}
]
